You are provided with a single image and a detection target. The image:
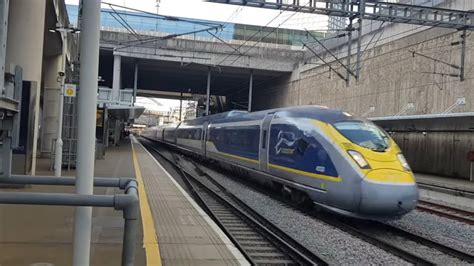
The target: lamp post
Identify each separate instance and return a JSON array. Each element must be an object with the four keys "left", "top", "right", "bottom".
[{"left": 50, "top": 25, "right": 79, "bottom": 177}]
